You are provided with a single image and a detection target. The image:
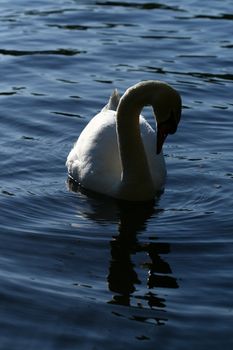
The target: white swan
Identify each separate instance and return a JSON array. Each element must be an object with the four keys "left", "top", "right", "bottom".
[{"left": 66, "top": 80, "right": 182, "bottom": 201}]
